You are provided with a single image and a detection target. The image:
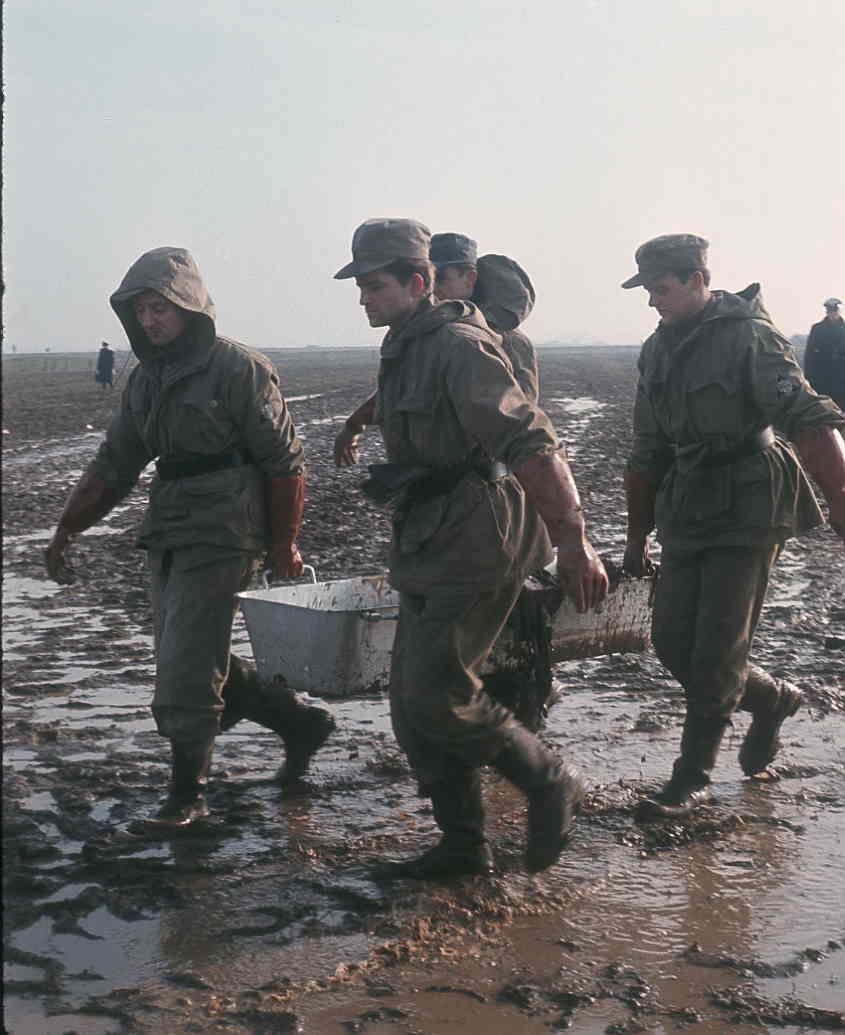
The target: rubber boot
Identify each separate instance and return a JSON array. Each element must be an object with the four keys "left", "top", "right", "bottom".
[
  {"left": 491, "top": 725, "right": 585, "bottom": 873},
  {"left": 737, "top": 667, "right": 802, "bottom": 777},
  {"left": 639, "top": 715, "right": 728, "bottom": 820},
  {"left": 383, "top": 767, "right": 494, "bottom": 879},
  {"left": 221, "top": 657, "right": 335, "bottom": 784},
  {"left": 142, "top": 739, "right": 214, "bottom": 832}
]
